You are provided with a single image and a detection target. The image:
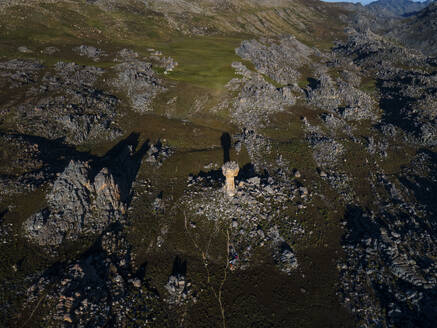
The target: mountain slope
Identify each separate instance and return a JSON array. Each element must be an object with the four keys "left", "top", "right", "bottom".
[
  {"left": 366, "top": 0, "right": 434, "bottom": 17},
  {"left": 388, "top": 2, "right": 437, "bottom": 56}
]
